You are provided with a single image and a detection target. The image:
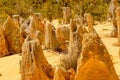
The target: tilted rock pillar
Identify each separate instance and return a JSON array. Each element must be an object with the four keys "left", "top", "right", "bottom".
[
  {"left": 86, "top": 14, "right": 94, "bottom": 32},
  {"left": 45, "top": 22, "right": 58, "bottom": 50},
  {"left": 3, "top": 16, "right": 22, "bottom": 53}
]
